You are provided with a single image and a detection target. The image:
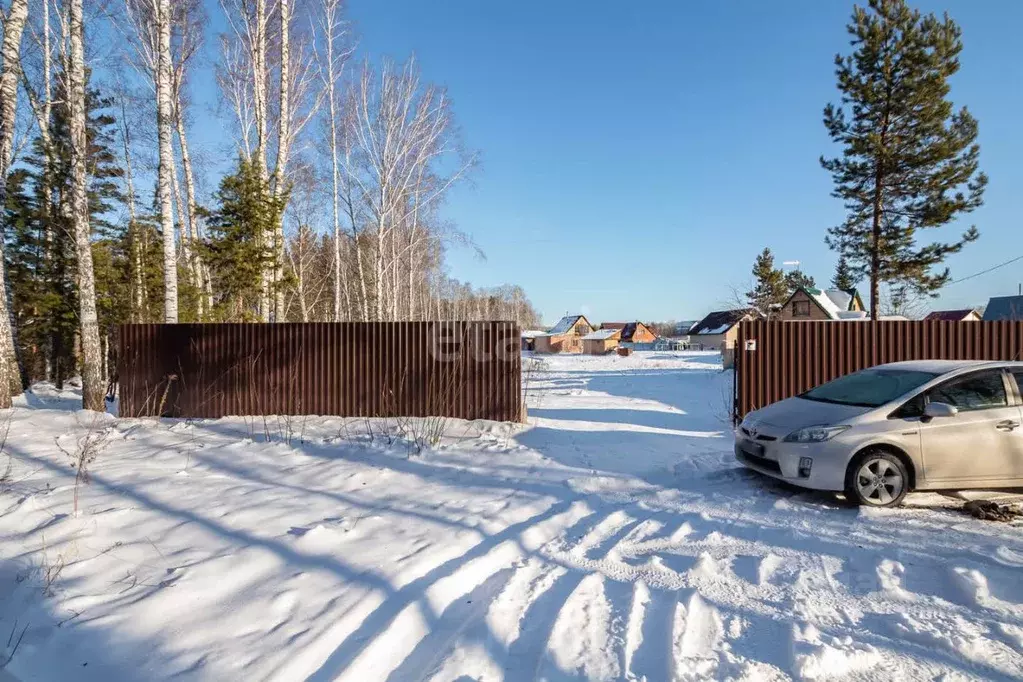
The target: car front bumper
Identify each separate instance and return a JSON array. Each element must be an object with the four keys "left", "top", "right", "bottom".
[{"left": 734, "top": 435, "right": 851, "bottom": 491}]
